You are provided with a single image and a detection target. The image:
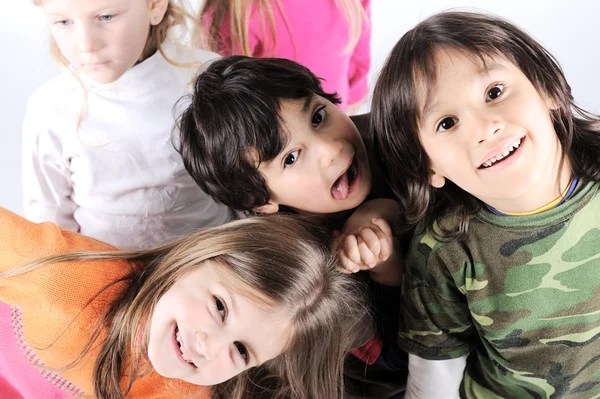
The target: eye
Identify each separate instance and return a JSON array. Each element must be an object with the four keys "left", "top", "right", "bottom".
[
  {"left": 283, "top": 150, "right": 299, "bottom": 168},
  {"left": 436, "top": 117, "right": 458, "bottom": 132},
  {"left": 98, "top": 14, "right": 116, "bottom": 22},
  {"left": 311, "top": 107, "right": 327, "bottom": 127},
  {"left": 55, "top": 19, "right": 72, "bottom": 27},
  {"left": 214, "top": 297, "right": 227, "bottom": 322},
  {"left": 234, "top": 342, "right": 250, "bottom": 364},
  {"left": 486, "top": 84, "right": 504, "bottom": 102}
]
